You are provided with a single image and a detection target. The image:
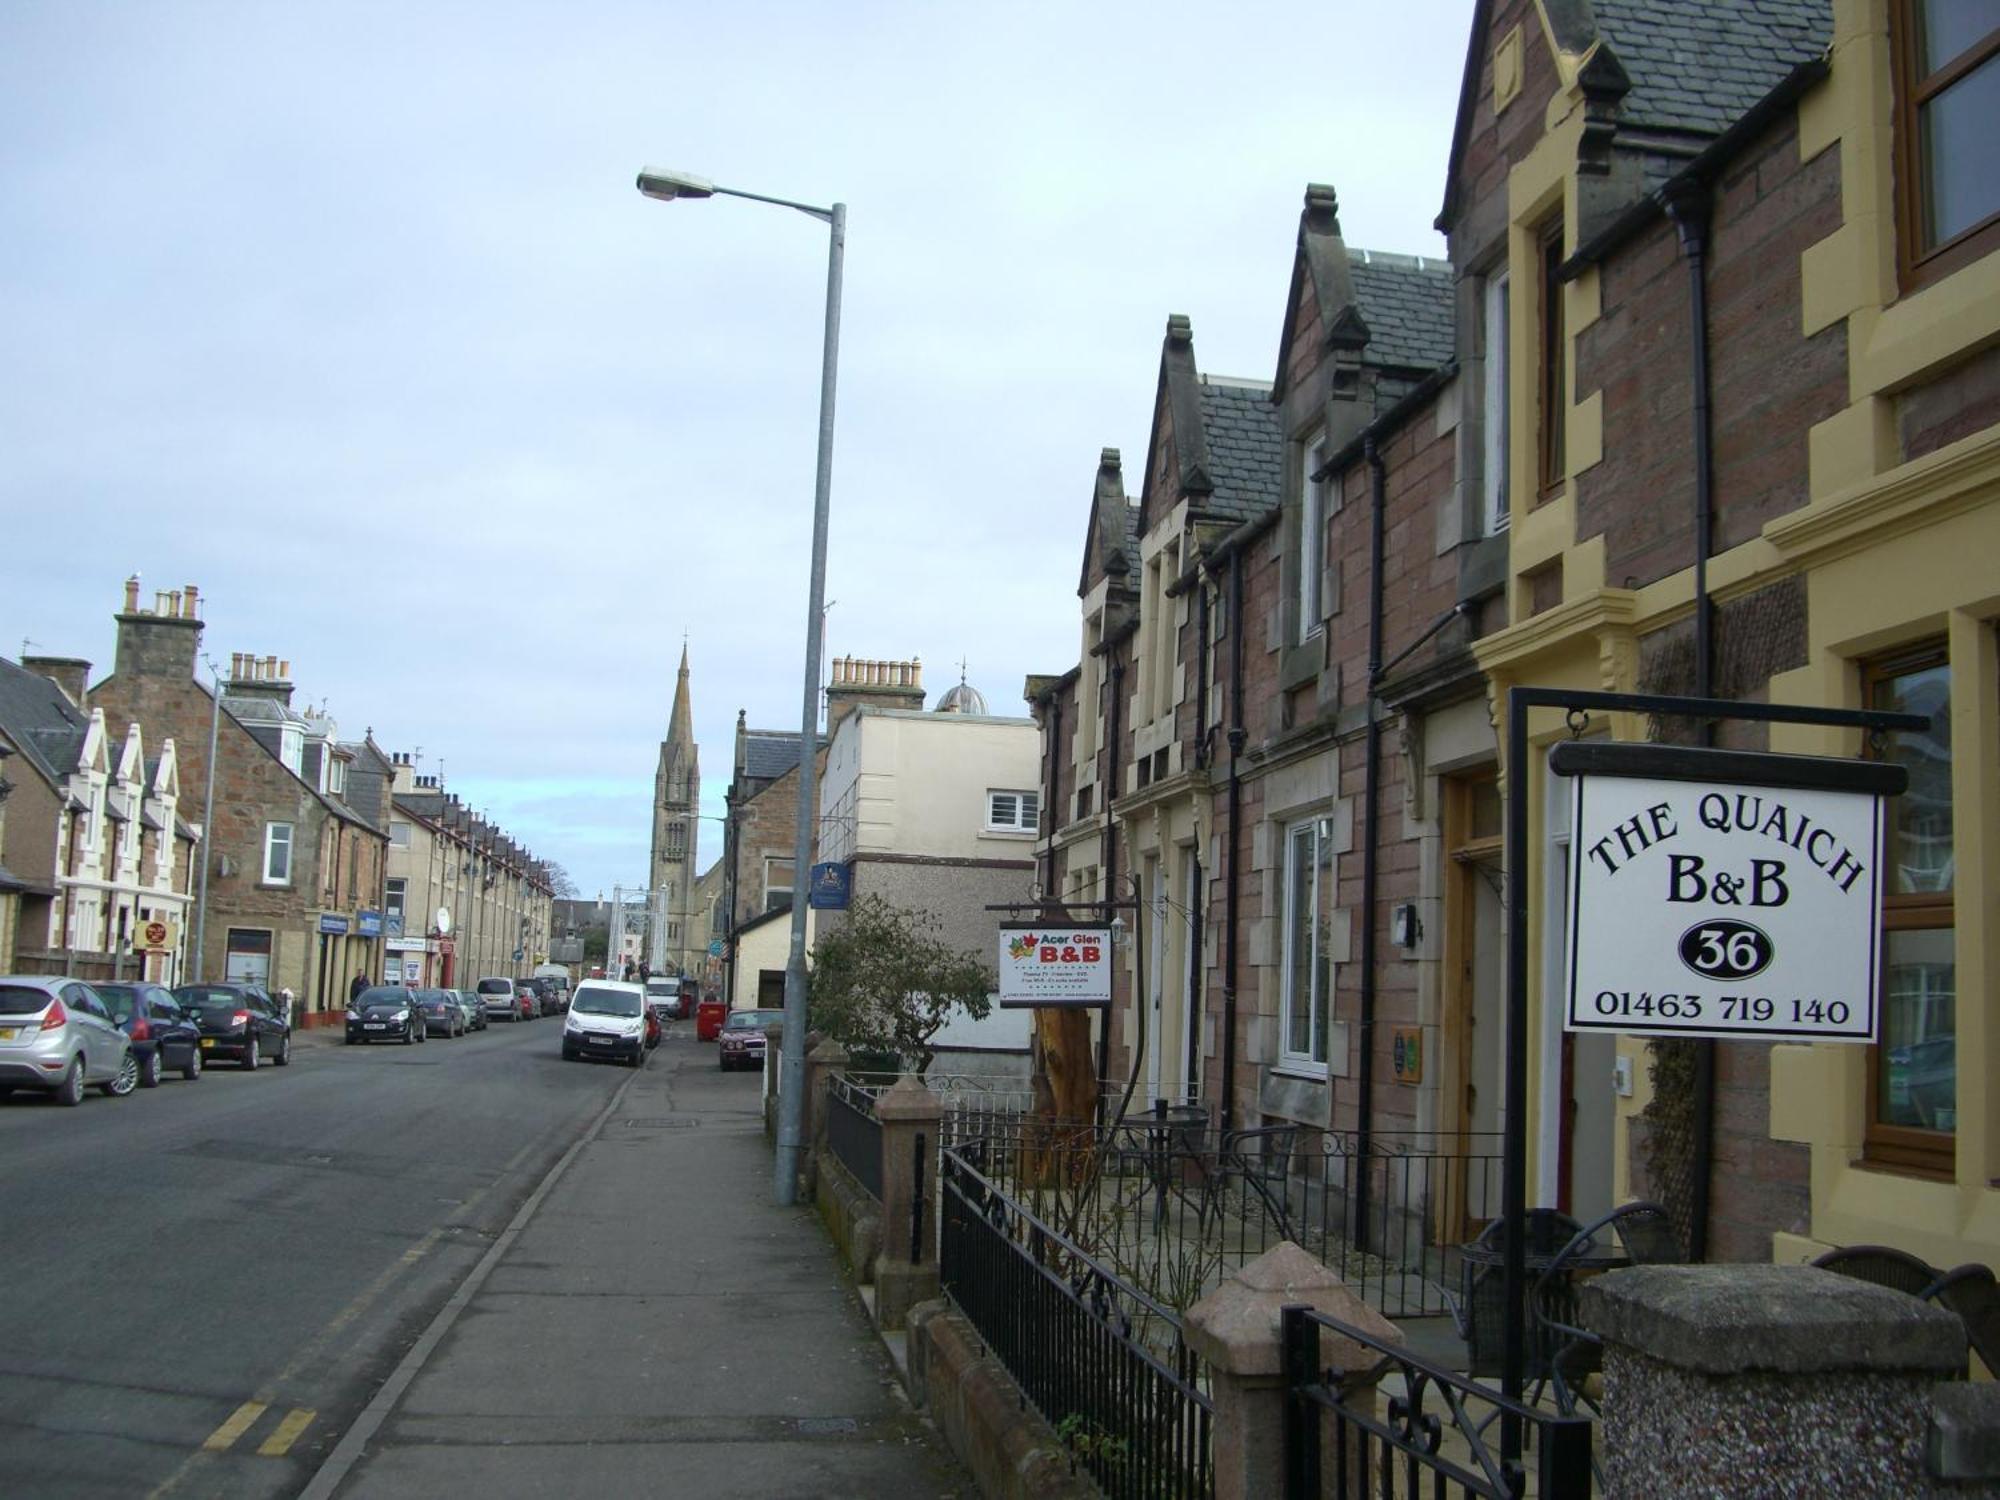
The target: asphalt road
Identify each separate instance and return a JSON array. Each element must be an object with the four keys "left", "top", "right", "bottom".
[{"left": 0, "top": 1014, "right": 622, "bottom": 1499}]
